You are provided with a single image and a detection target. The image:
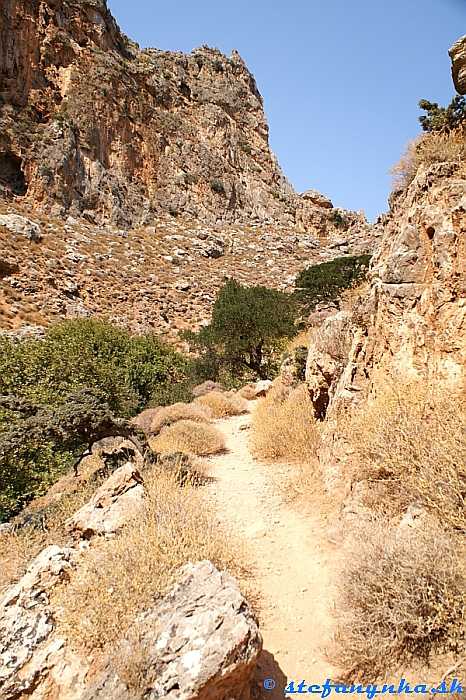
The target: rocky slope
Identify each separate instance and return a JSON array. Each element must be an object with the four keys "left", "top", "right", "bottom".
[
  {"left": 1, "top": 0, "right": 368, "bottom": 233},
  {"left": 0, "top": 200, "right": 379, "bottom": 341},
  {"left": 306, "top": 160, "right": 466, "bottom": 491}
]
